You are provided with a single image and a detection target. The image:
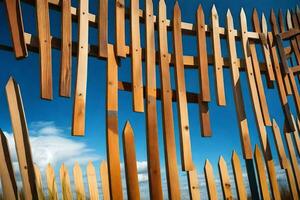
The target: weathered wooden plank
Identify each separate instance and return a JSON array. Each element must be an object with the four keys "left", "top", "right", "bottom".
[
  {"left": 115, "top": 0, "right": 126, "bottom": 57},
  {"left": 287, "top": 10, "right": 300, "bottom": 65},
  {"left": 145, "top": 0, "right": 163, "bottom": 198},
  {"left": 254, "top": 146, "right": 271, "bottom": 200},
  {"left": 272, "top": 120, "right": 288, "bottom": 169},
  {"left": 144, "top": 0, "right": 163, "bottom": 198},
  {"left": 226, "top": 10, "right": 252, "bottom": 159},
  {"left": 106, "top": 45, "right": 123, "bottom": 200},
  {"left": 98, "top": 0, "right": 108, "bottom": 58},
  {"left": 211, "top": 5, "right": 226, "bottom": 106},
  {"left": 187, "top": 168, "right": 200, "bottom": 200},
  {"left": 36, "top": 0, "right": 53, "bottom": 100},
  {"left": 284, "top": 131, "right": 300, "bottom": 192},
  {"left": 130, "top": 0, "right": 144, "bottom": 112},
  {"left": 268, "top": 29, "right": 295, "bottom": 132},
  {"left": 173, "top": 2, "right": 193, "bottom": 171},
  {"left": 34, "top": 164, "right": 45, "bottom": 200},
  {"left": 73, "top": 162, "right": 86, "bottom": 200},
  {"left": 231, "top": 151, "right": 247, "bottom": 200},
  {"left": 290, "top": 10, "right": 300, "bottom": 51},
  {"left": 0, "top": 130, "right": 18, "bottom": 200},
  {"left": 196, "top": 5, "right": 210, "bottom": 102},
  {"left": 291, "top": 116, "right": 300, "bottom": 156},
  {"left": 60, "top": 164, "right": 73, "bottom": 200},
  {"left": 158, "top": 1, "right": 181, "bottom": 199},
  {"left": 60, "top": 0, "right": 72, "bottom": 97},
  {"left": 46, "top": 164, "right": 58, "bottom": 200},
  {"left": 204, "top": 160, "right": 218, "bottom": 200},
  {"left": 100, "top": 161, "right": 110, "bottom": 200},
  {"left": 4, "top": 0, "right": 28, "bottom": 58},
  {"left": 122, "top": 122, "right": 140, "bottom": 200},
  {"left": 199, "top": 102, "right": 211, "bottom": 137},
  {"left": 218, "top": 156, "right": 233, "bottom": 200},
  {"left": 285, "top": 160, "right": 299, "bottom": 199},
  {"left": 5, "top": 77, "right": 38, "bottom": 200},
  {"left": 87, "top": 161, "right": 99, "bottom": 200},
  {"left": 252, "top": 9, "right": 275, "bottom": 87},
  {"left": 72, "top": 0, "right": 89, "bottom": 136}
]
